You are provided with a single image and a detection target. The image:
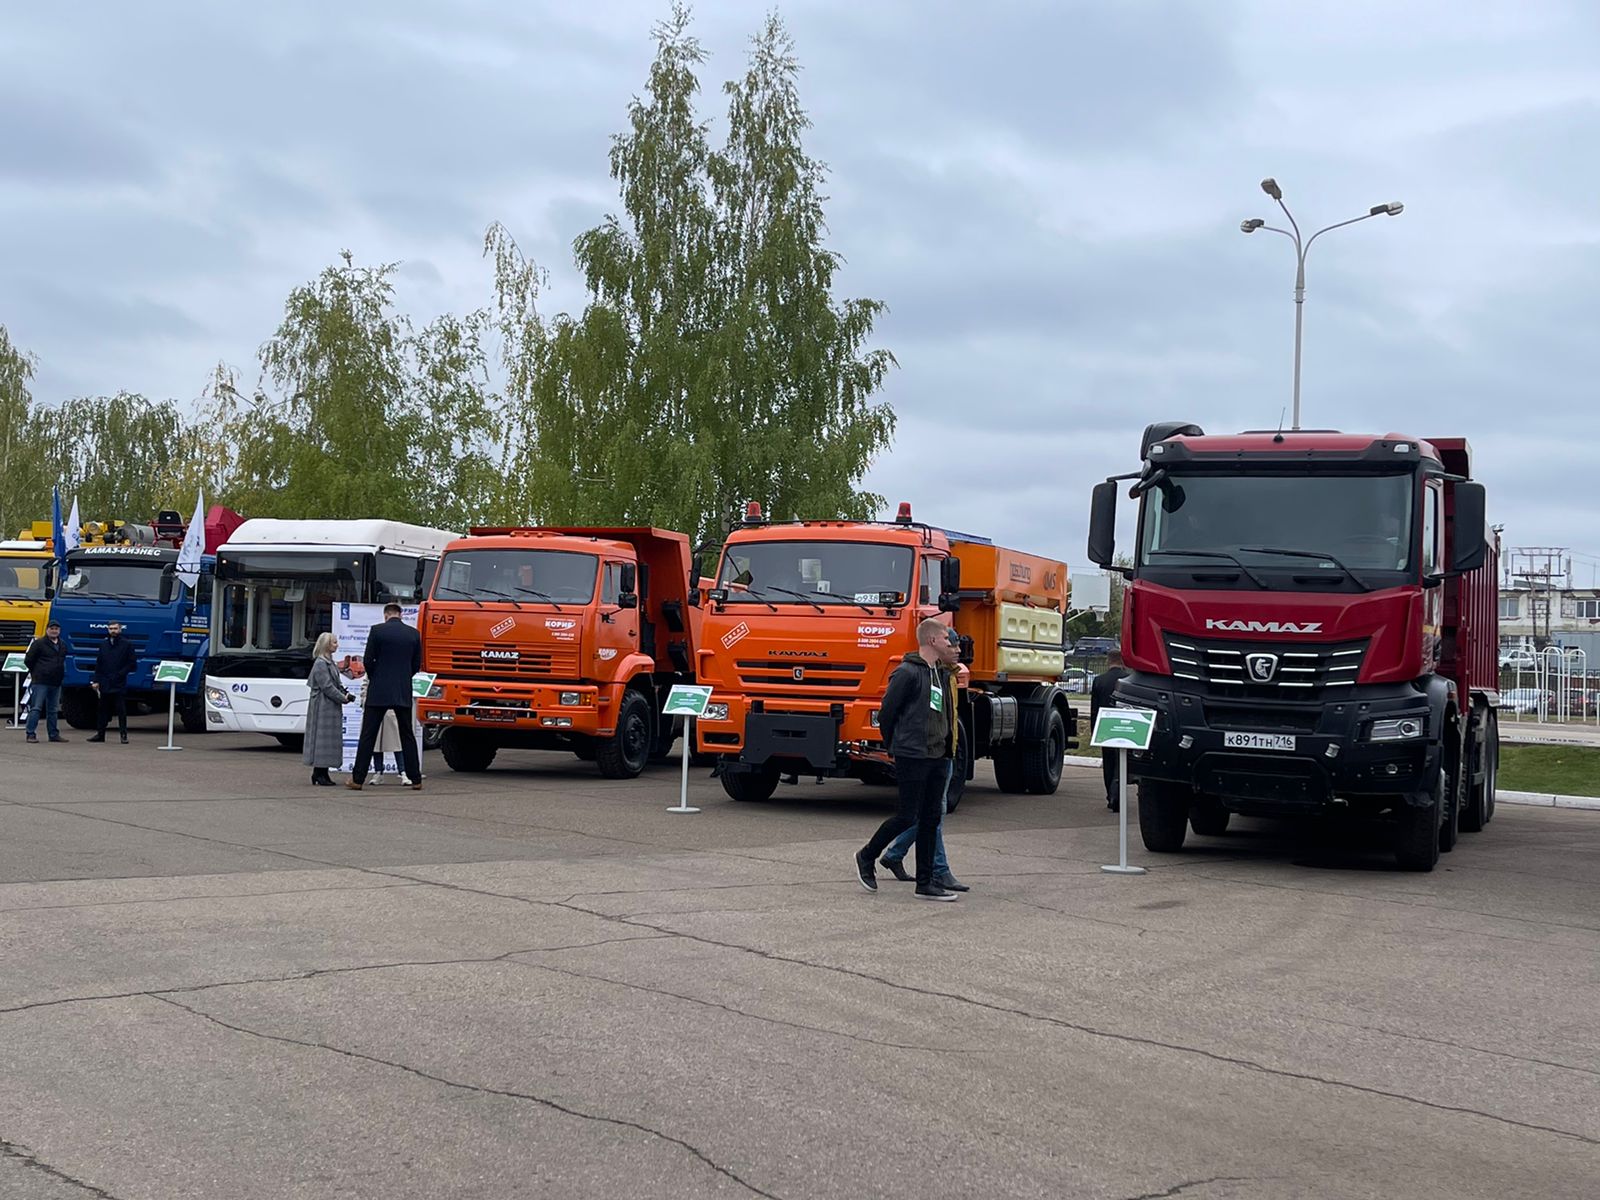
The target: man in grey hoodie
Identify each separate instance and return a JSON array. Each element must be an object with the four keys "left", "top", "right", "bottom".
[{"left": 855, "top": 618, "right": 962, "bottom": 901}]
